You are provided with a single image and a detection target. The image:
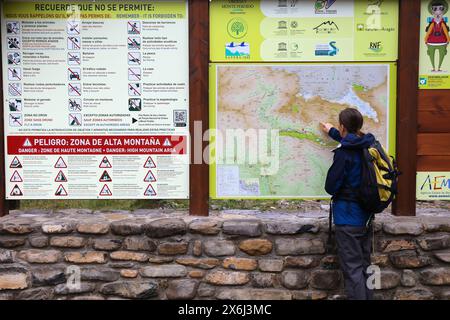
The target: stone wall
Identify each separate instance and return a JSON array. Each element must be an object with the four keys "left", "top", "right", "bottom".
[{"left": 0, "top": 210, "right": 449, "bottom": 300}]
